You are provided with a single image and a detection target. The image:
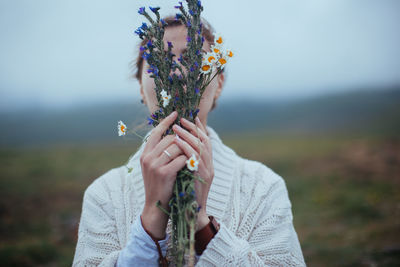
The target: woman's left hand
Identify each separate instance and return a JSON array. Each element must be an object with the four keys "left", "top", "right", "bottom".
[{"left": 172, "top": 116, "right": 213, "bottom": 231}]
